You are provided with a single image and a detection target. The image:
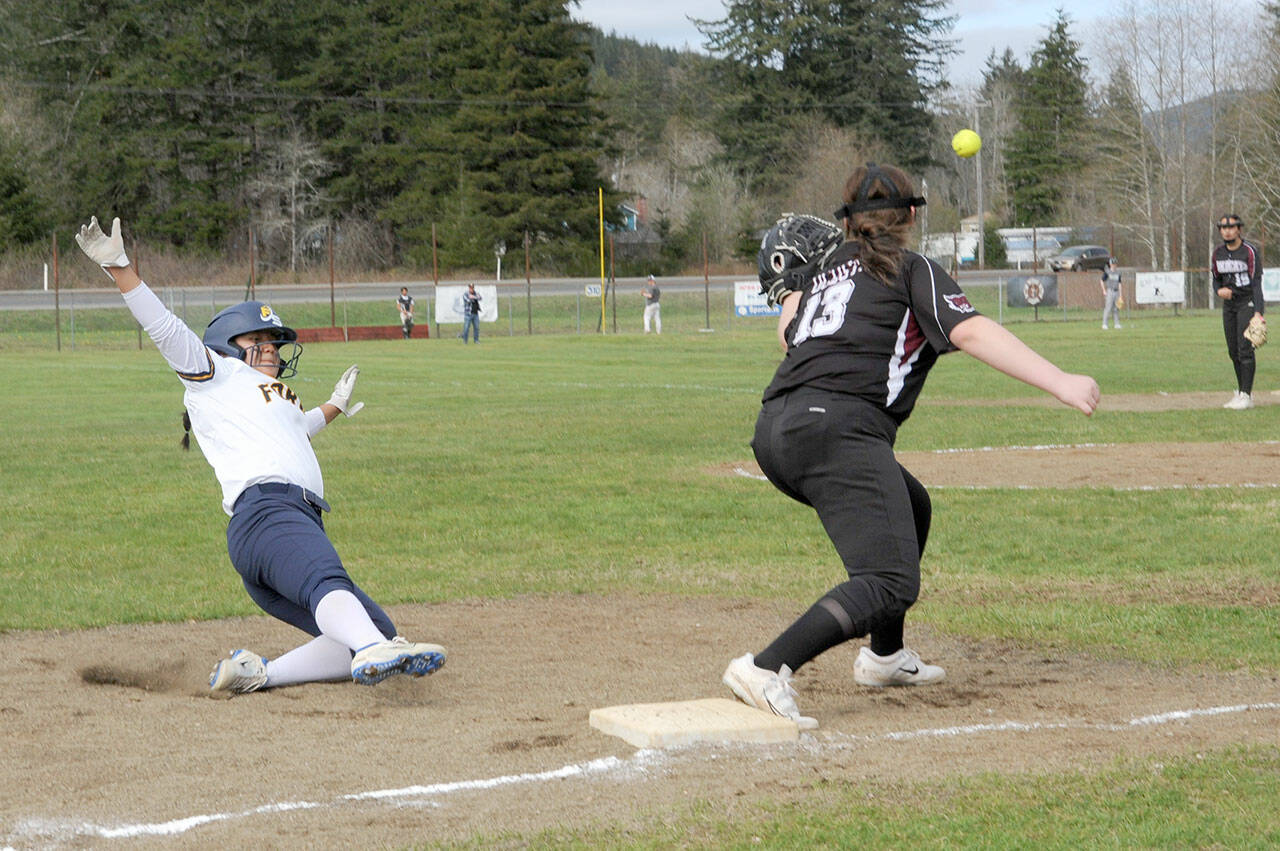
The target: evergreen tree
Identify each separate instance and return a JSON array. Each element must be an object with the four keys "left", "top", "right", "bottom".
[
  {"left": 0, "top": 137, "right": 49, "bottom": 245},
  {"left": 0, "top": 0, "right": 313, "bottom": 248},
  {"left": 982, "top": 218, "right": 1008, "bottom": 268},
  {"left": 1004, "top": 12, "right": 1090, "bottom": 226},
  {"left": 298, "top": 0, "right": 465, "bottom": 263},
  {"left": 976, "top": 48, "right": 1026, "bottom": 220},
  {"left": 435, "top": 0, "right": 621, "bottom": 266},
  {"left": 699, "top": 0, "right": 955, "bottom": 185},
  {"left": 980, "top": 48, "right": 1025, "bottom": 102}
]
